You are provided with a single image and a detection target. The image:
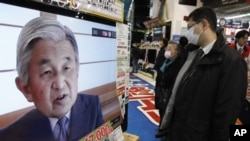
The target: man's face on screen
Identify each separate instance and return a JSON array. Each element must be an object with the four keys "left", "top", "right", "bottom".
[{"left": 21, "top": 39, "right": 78, "bottom": 118}]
